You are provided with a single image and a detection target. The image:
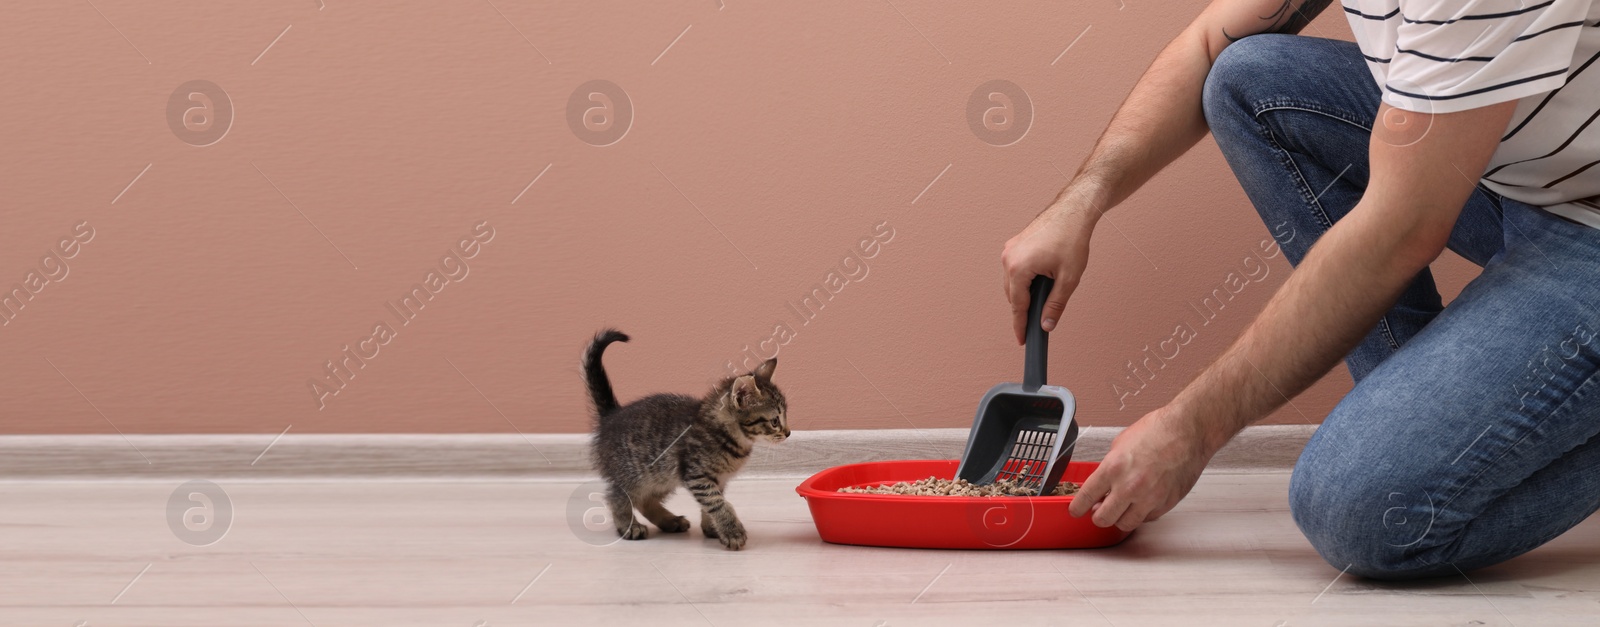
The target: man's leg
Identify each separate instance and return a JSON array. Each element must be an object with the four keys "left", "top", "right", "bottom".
[
  {"left": 1202, "top": 33, "right": 1600, "bottom": 578},
  {"left": 1289, "top": 200, "right": 1600, "bottom": 579},
  {"left": 1201, "top": 34, "right": 1506, "bottom": 382}
]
